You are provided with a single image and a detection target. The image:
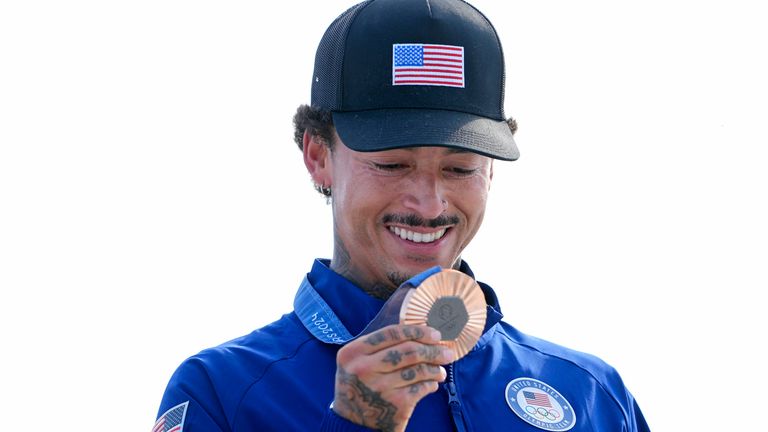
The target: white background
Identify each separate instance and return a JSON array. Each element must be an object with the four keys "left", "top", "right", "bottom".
[{"left": 1, "top": 1, "right": 766, "bottom": 430}]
